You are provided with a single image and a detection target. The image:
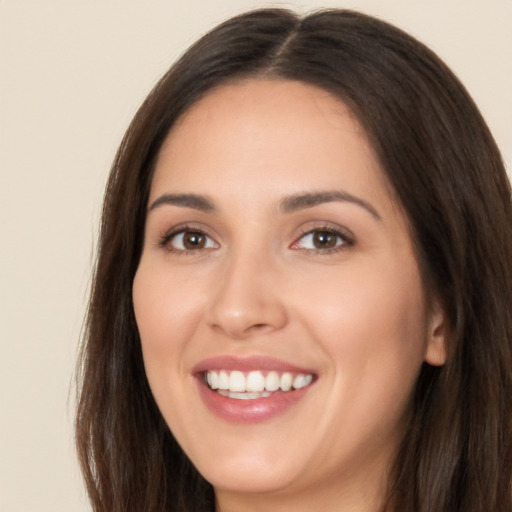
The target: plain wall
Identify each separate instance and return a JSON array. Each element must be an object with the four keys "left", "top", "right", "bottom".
[{"left": 0, "top": 1, "right": 510, "bottom": 510}]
